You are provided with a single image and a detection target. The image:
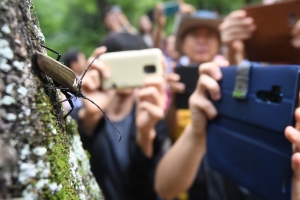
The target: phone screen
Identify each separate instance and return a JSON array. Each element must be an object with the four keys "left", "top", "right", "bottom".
[
  {"left": 174, "top": 66, "right": 199, "bottom": 109},
  {"left": 163, "top": 2, "right": 179, "bottom": 16}
]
